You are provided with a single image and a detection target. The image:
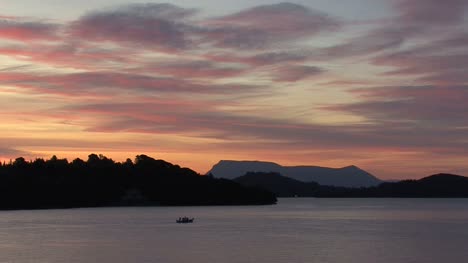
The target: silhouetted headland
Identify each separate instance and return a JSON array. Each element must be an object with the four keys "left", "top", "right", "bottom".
[
  {"left": 0, "top": 154, "right": 276, "bottom": 210},
  {"left": 234, "top": 172, "right": 468, "bottom": 198}
]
